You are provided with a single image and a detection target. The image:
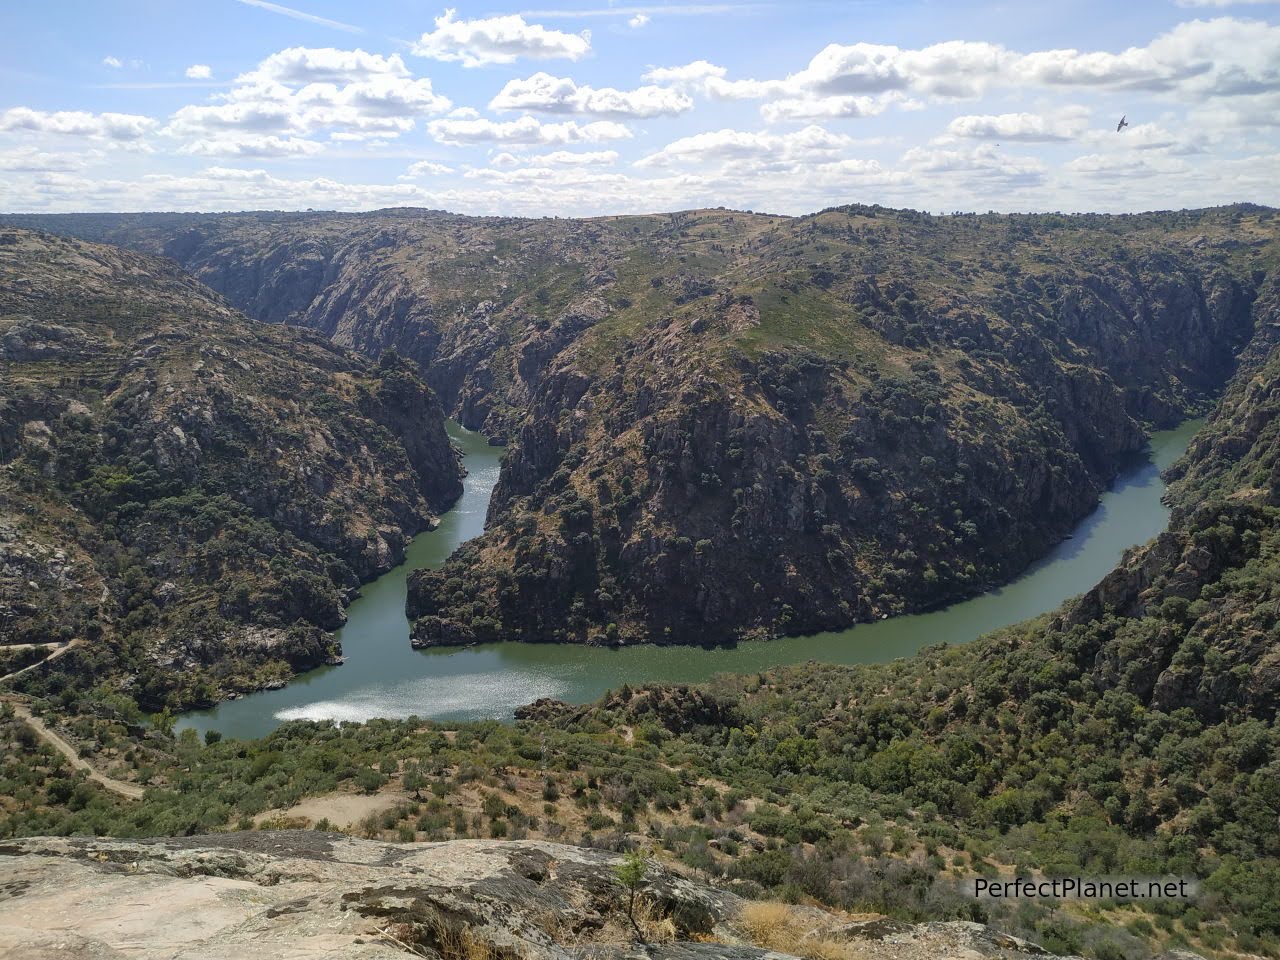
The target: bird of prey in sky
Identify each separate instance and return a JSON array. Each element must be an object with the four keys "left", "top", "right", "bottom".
[{"left": 1116, "top": 115, "right": 1129, "bottom": 132}]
